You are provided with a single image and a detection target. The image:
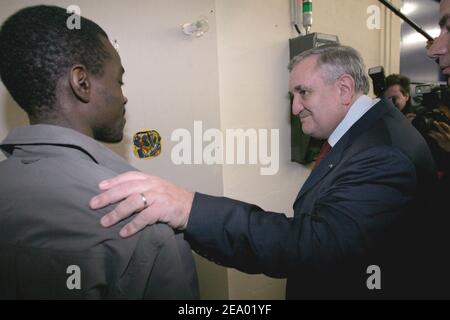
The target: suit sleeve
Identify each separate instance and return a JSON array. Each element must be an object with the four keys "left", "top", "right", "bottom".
[{"left": 185, "top": 146, "right": 417, "bottom": 278}]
